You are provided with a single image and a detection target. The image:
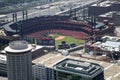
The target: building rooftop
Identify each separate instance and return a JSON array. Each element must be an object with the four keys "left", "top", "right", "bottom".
[
  {"left": 102, "top": 35, "right": 120, "bottom": 42},
  {"left": 32, "top": 53, "right": 120, "bottom": 80},
  {"left": 94, "top": 42, "right": 120, "bottom": 52},
  {"left": 53, "top": 58, "right": 103, "bottom": 78},
  {"left": 4, "top": 40, "right": 45, "bottom": 54},
  {"left": 31, "top": 44, "right": 44, "bottom": 52},
  {"left": 5, "top": 41, "right": 32, "bottom": 53},
  {"left": 102, "top": 41, "right": 120, "bottom": 47},
  {"left": 0, "top": 43, "right": 44, "bottom": 64},
  {"left": 32, "top": 53, "right": 64, "bottom": 67},
  {"left": 0, "top": 43, "right": 44, "bottom": 55},
  {"left": 0, "top": 77, "right": 7, "bottom": 80}
]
